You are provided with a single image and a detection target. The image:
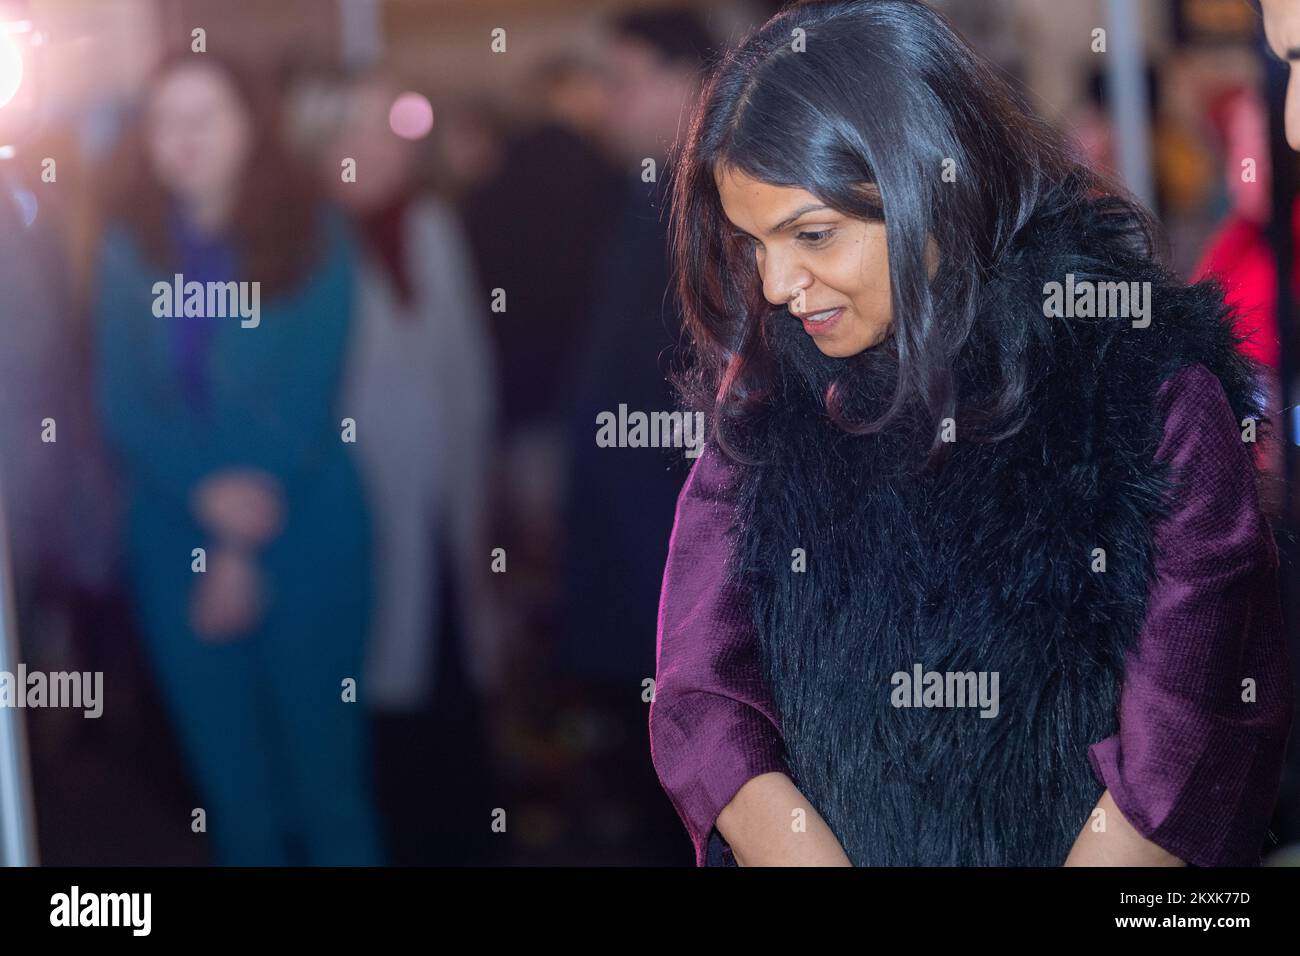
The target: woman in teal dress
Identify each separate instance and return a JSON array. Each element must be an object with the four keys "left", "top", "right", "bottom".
[{"left": 92, "top": 53, "right": 383, "bottom": 865}]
